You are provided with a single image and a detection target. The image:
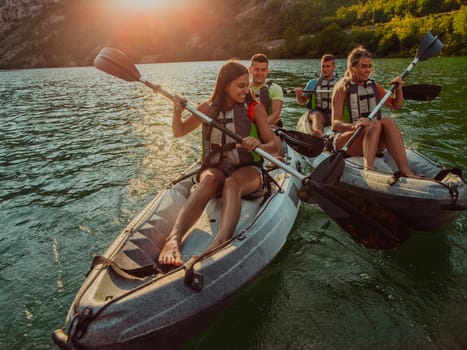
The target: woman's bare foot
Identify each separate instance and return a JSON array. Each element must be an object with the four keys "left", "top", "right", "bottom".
[{"left": 158, "top": 235, "right": 183, "bottom": 267}]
